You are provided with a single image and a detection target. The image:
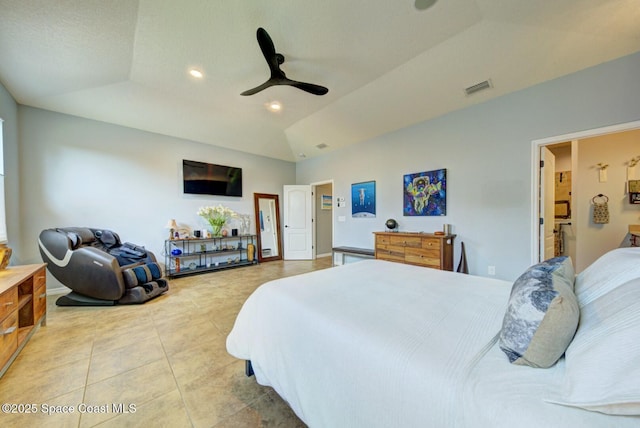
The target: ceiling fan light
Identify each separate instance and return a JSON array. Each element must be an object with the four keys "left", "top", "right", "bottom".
[{"left": 267, "top": 101, "right": 282, "bottom": 112}]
